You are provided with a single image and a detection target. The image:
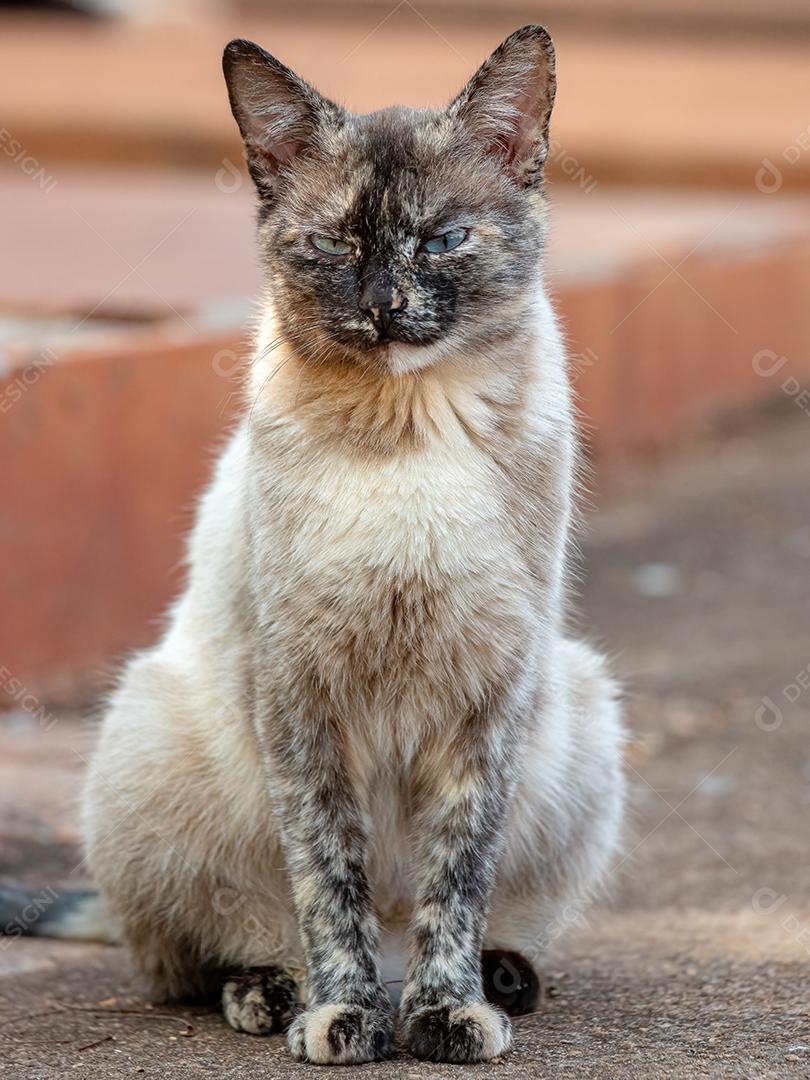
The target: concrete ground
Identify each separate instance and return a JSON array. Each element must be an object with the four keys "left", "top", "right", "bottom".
[{"left": 2, "top": 403, "right": 810, "bottom": 1078}]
